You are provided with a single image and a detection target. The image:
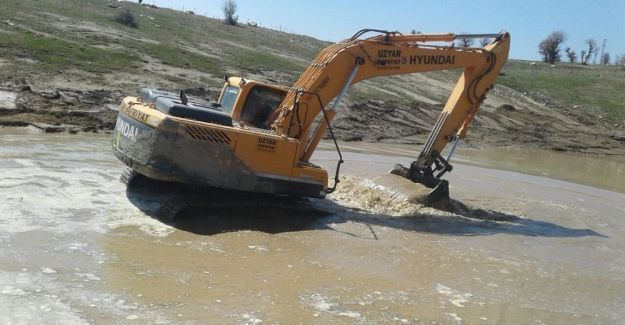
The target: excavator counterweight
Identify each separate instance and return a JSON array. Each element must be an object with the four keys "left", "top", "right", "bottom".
[{"left": 112, "top": 30, "right": 510, "bottom": 208}]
